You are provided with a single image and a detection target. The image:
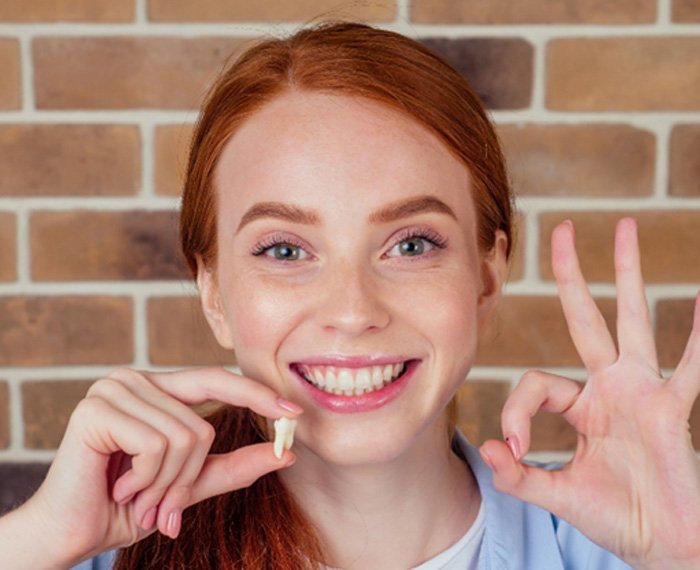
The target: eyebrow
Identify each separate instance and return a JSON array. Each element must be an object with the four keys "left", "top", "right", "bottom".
[{"left": 236, "top": 195, "right": 456, "bottom": 233}]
